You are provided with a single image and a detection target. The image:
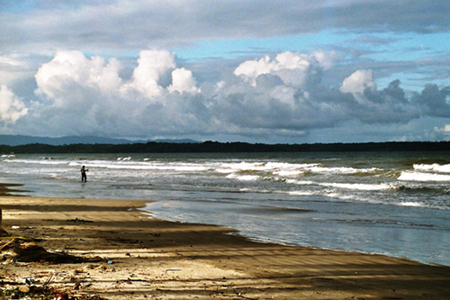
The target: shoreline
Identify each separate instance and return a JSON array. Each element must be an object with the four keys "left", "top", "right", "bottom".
[{"left": 1, "top": 196, "right": 449, "bottom": 299}]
